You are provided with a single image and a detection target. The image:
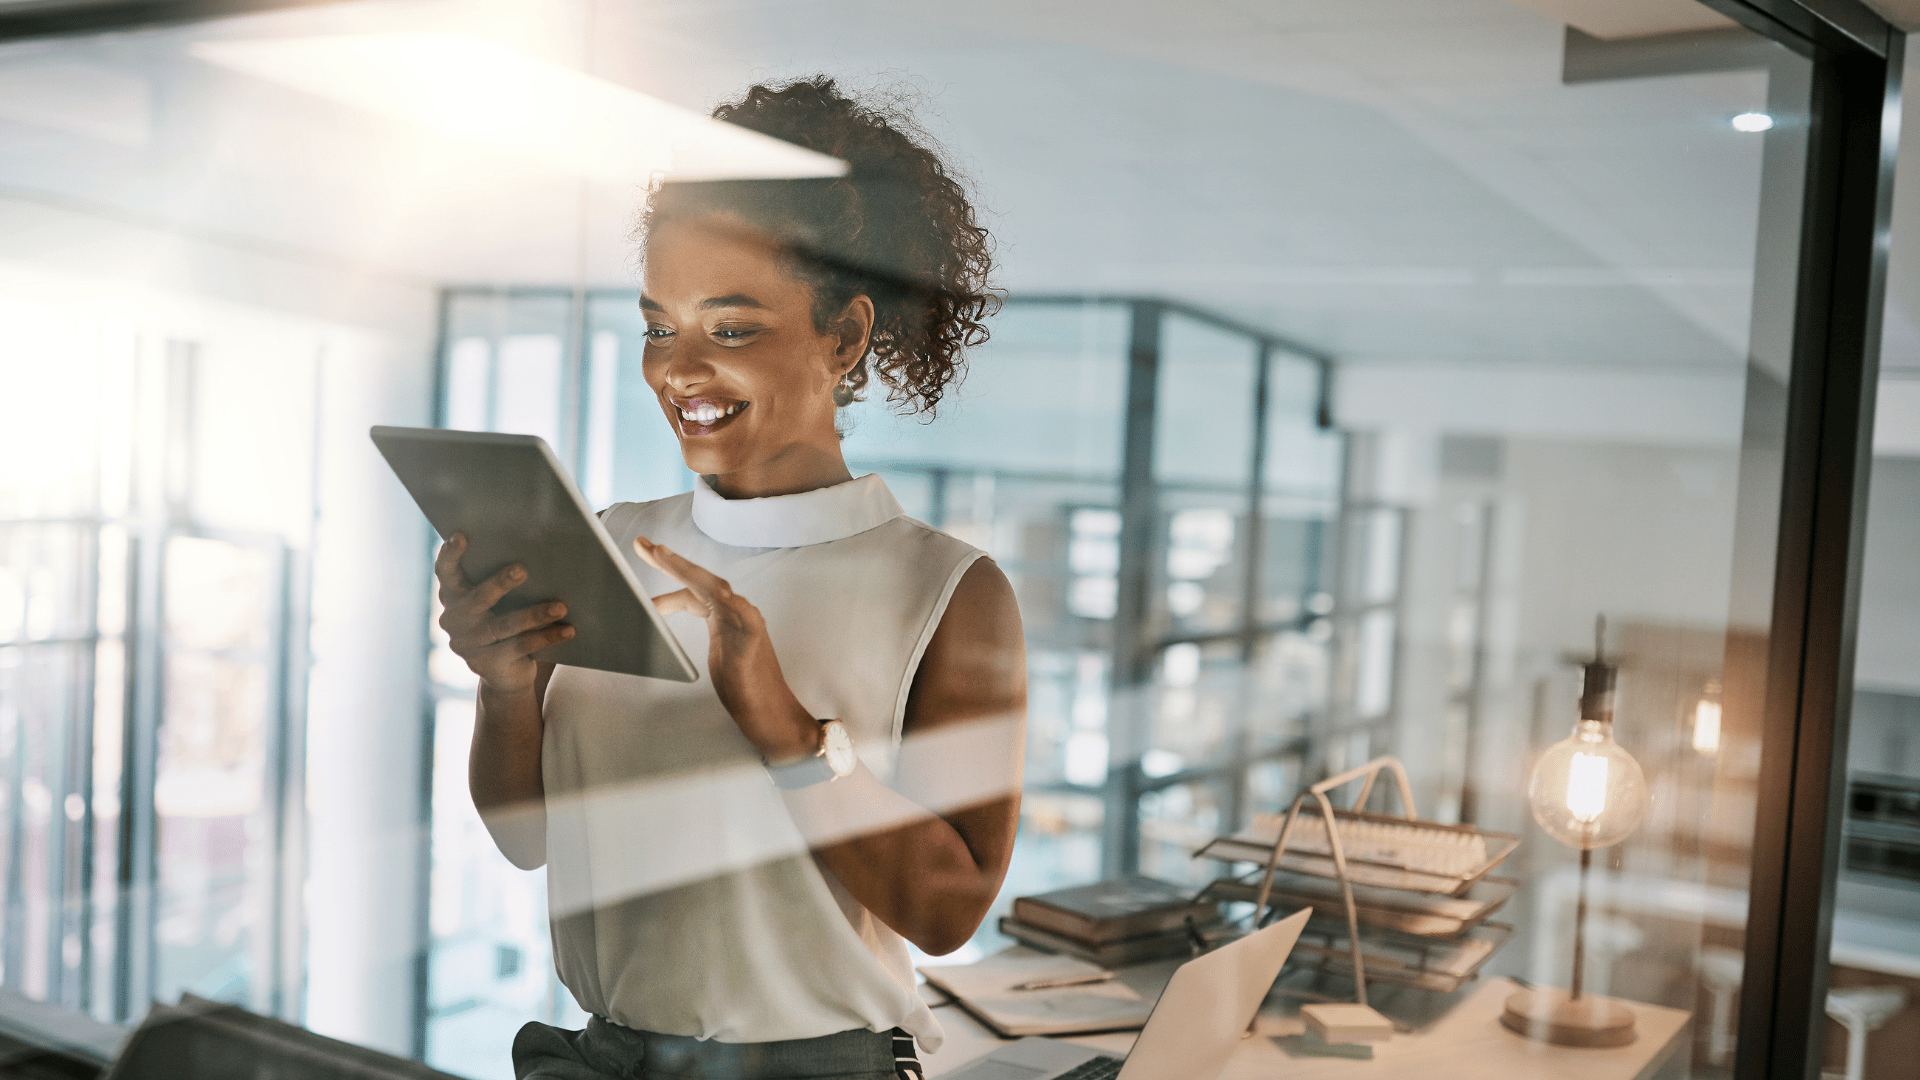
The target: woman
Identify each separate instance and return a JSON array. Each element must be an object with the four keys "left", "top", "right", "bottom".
[{"left": 433, "top": 78, "right": 1025, "bottom": 1080}]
